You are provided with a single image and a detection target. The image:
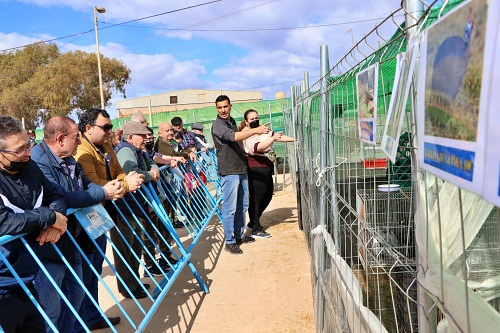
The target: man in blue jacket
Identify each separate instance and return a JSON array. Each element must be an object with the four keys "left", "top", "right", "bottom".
[
  {"left": 31, "top": 116, "right": 124, "bottom": 332},
  {"left": 0, "top": 115, "right": 68, "bottom": 333}
]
